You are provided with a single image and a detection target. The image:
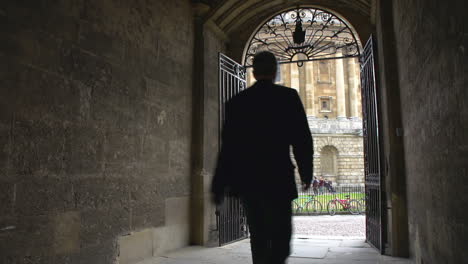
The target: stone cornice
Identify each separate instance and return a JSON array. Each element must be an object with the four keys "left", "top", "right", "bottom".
[{"left": 308, "top": 117, "right": 363, "bottom": 135}]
